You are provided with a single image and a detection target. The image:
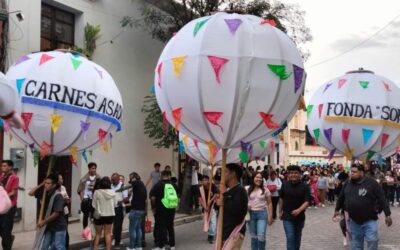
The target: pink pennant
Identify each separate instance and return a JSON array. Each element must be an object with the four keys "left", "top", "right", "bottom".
[
  {"left": 270, "top": 141, "right": 275, "bottom": 151},
  {"left": 162, "top": 111, "right": 169, "bottom": 136},
  {"left": 318, "top": 104, "right": 323, "bottom": 118},
  {"left": 207, "top": 56, "right": 229, "bottom": 83},
  {"left": 203, "top": 112, "right": 224, "bottom": 132},
  {"left": 381, "top": 133, "right": 389, "bottom": 149},
  {"left": 260, "top": 19, "right": 276, "bottom": 27},
  {"left": 98, "top": 129, "right": 108, "bottom": 144},
  {"left": 213, "top": 146, "right": 220, "bottom": 159},
  {"left": 342, "top": 129, "right": 350, "bottom": 144},
  {"left": 40, "top": 141, "right": 53, "bottom": 160},
  {"left": 338, "top": 79, "right": 347, "bottom": 89},
  {"left": 383, "top": 82, "right": 391, "bottom": 91},
  {"left": 193, "top": 139, "right": 199, "bottom": 148},
  {"left": 21, "top": 112, "right": 33, "bottom": 133},
  {"left": 39, "top": 54, "right": 55, "bottom": 66},
  {"left": 157, "top": 63, "right": 163, "bottom": 87},
  {"left": 172, "top": 107, "right": 183, "bottom": 134},
  {"left": 259, "top": 112, "right": 280, "bottom": 129}
]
